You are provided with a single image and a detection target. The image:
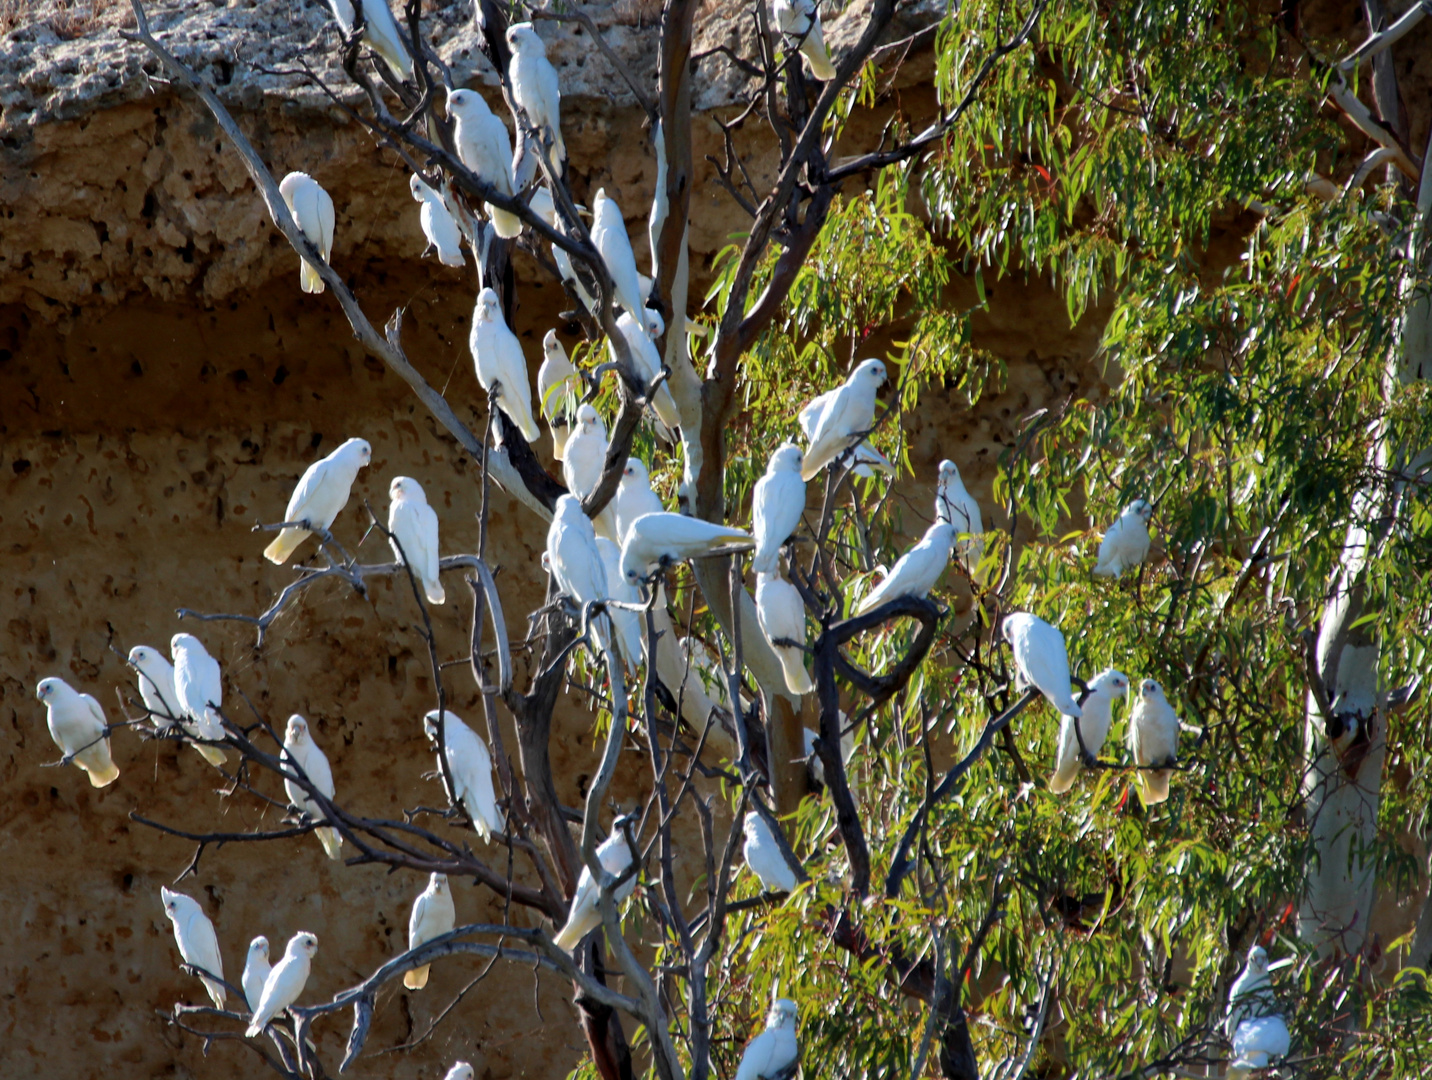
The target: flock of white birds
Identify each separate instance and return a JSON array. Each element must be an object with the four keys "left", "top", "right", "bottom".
[{"left": 30, "top": 2, "right": 1291, "bottom": 1074}]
